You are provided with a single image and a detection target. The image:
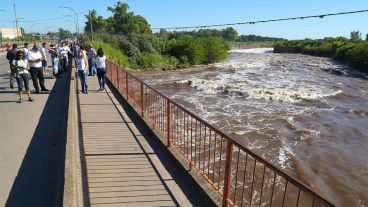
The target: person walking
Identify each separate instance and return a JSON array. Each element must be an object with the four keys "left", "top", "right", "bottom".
[
  {"left": 6, "top": 44, "right": 18, "bottom": 89},
  {"left": 76, "top": 49, "right": 89, "bottom": 94},
  {"left": 12, "top": 50, "right": 34, "bottom": 103},
  {"left": 40, "top": 42, "right": 48, "bottom": 75},
  {"left": 95, "top": 48, "right": 107, "bottom": 91},
  {"left": 27, "top": 45, "right": 48, "bottom": 93},
  {"left": 87, "top": 45, "right": 97, "bottom": 76}
]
